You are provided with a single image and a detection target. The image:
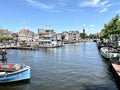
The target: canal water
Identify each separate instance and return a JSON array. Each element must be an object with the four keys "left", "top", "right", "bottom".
[{"left": 0, "top": 42, "right": 119, "bottom": 90}]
